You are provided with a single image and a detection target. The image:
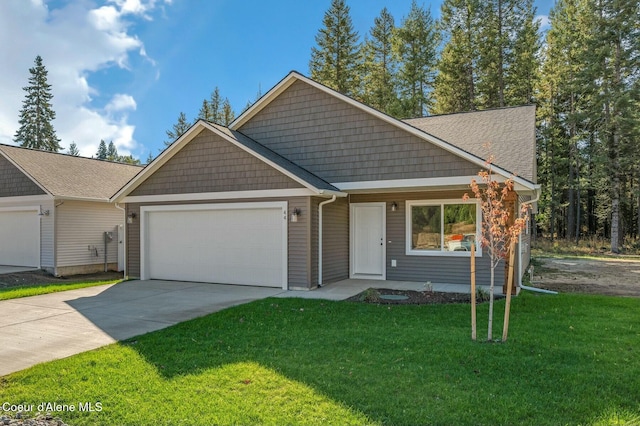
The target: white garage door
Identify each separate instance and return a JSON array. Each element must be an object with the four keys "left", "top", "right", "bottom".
[
  {"left": 142, "top": 202, "right": 287, "bottom": 288},
  {"left": 0, "top": 209, "right": 40, "bottom": 267}
]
